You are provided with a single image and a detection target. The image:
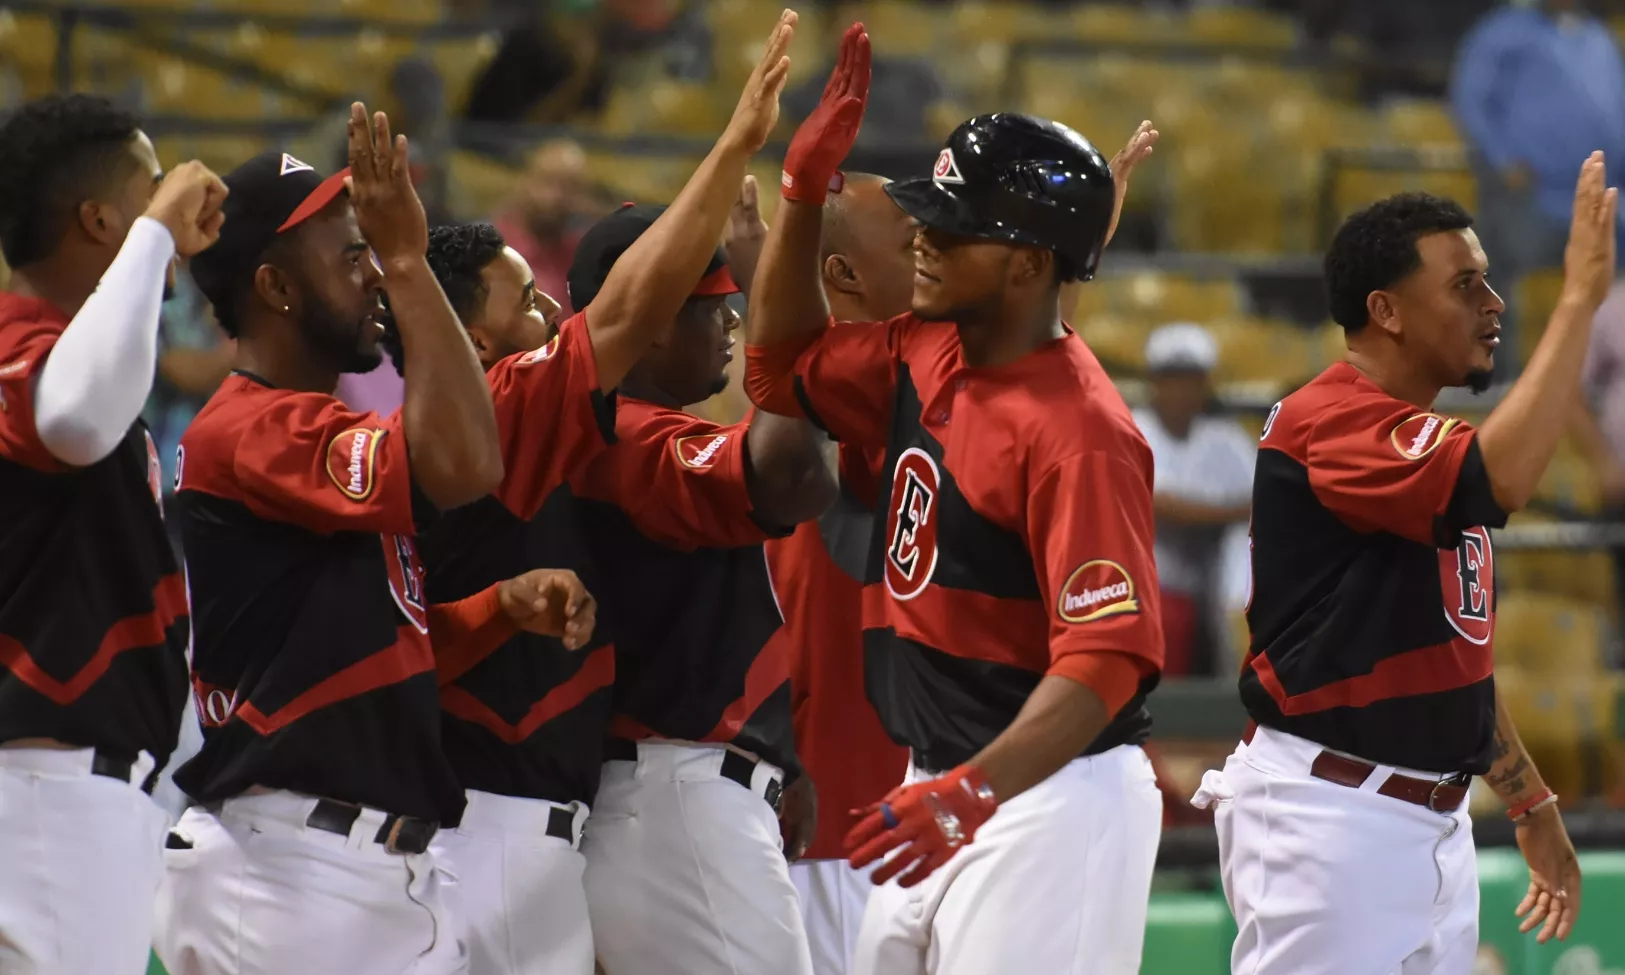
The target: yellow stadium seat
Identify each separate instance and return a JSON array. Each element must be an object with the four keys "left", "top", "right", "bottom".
[
  {"left": 1382, "top": 99, "right": 1463, "bottom": 150},
  {"left": 1498, "top": 550, "right": 1617, "bottom": 610},
  {"left": 1495, "top": 666, "right": 1623, "bottom": 801},
  {"left": 1110, "top": 272, "right": 1244, "bottom": 325},
  {"left": 1185, "top": 7, "right": 1297, "bottom": 50},
  {"left": 1205, "top": 317, "right": 1317, "bottom": 385},
  {"left": 1069, "top": 4, "right": 1175, "bottom": 44},
  {"left": 157, "top": 135, "right": 272, "bottom": 175},
  {"left": 1314, "top": 322, "right": 1347, "bottom": 370},
  {"left": 429, "top": 34, "right": 502, "bottom": 116},
  {"left": 584, "top": 152, "right": 705, "bottom": 207},
  {"left": 1536, "top": 448, "right": 1603, "bottom": 514},
  {"left": 1494, "top": 593, "right": 1608, "bottom": 673},
  {"left": 0, "top": 11, "right": 60, "bottom": 84},
  {"left": 1077, "top": 314, "right": 1151, "bottom": 373},
  {"left": 1515, "top": 268, "right": 1568, "bottom": 366},
  {"left": 948, "top": 1, "right": 1066, "bottom": 43},
  {"left": 446, "top": 150, "right": 520, "bottom": 220},
  {"left": 833, "top": 1, "right": 940, "bottom": 57}
]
